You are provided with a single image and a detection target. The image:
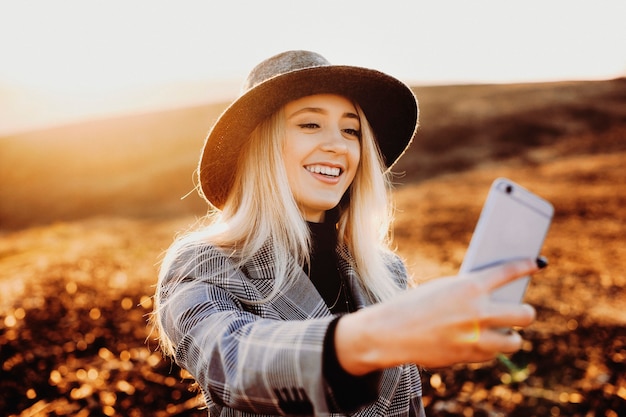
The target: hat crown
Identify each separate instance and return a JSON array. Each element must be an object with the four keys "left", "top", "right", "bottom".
[{"left": 243, "top": 50, "right": 331, "bottom": 91}]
